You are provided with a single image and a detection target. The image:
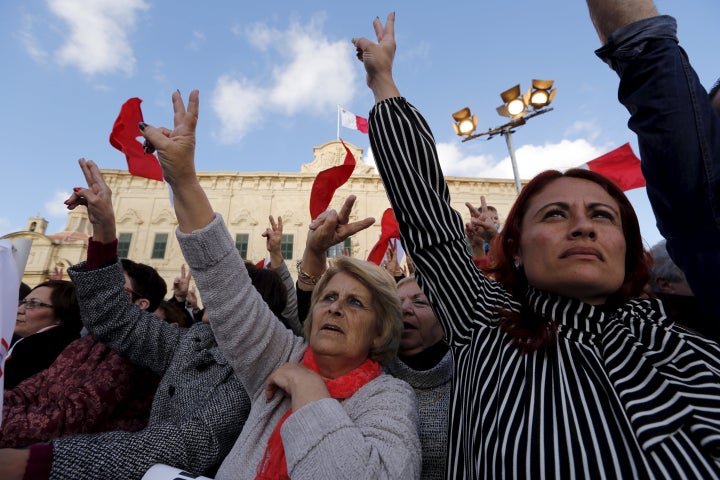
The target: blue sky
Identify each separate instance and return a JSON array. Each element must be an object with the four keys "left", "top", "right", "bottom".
[{"left": 1, "top": 1, "right": 717, "bottom": 248}]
